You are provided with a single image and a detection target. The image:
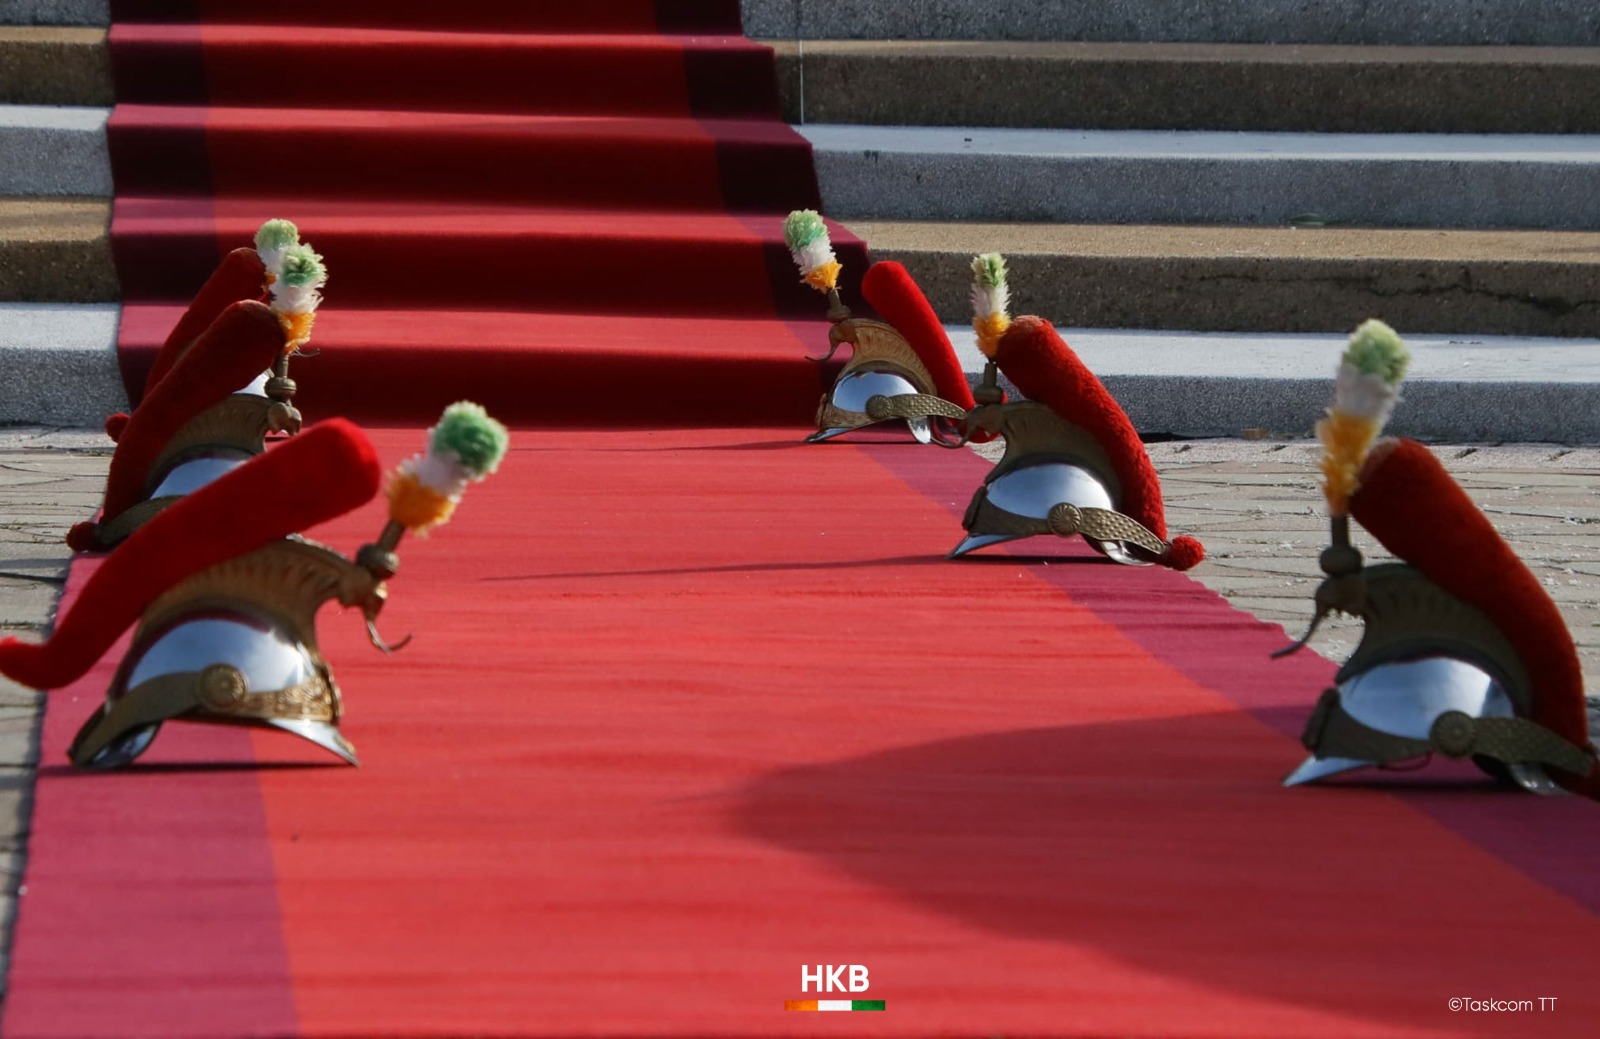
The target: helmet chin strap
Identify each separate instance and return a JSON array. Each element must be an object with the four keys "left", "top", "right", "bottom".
[{"left": 1299, "top": 685, "right": 1594, "bottom": 779}]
